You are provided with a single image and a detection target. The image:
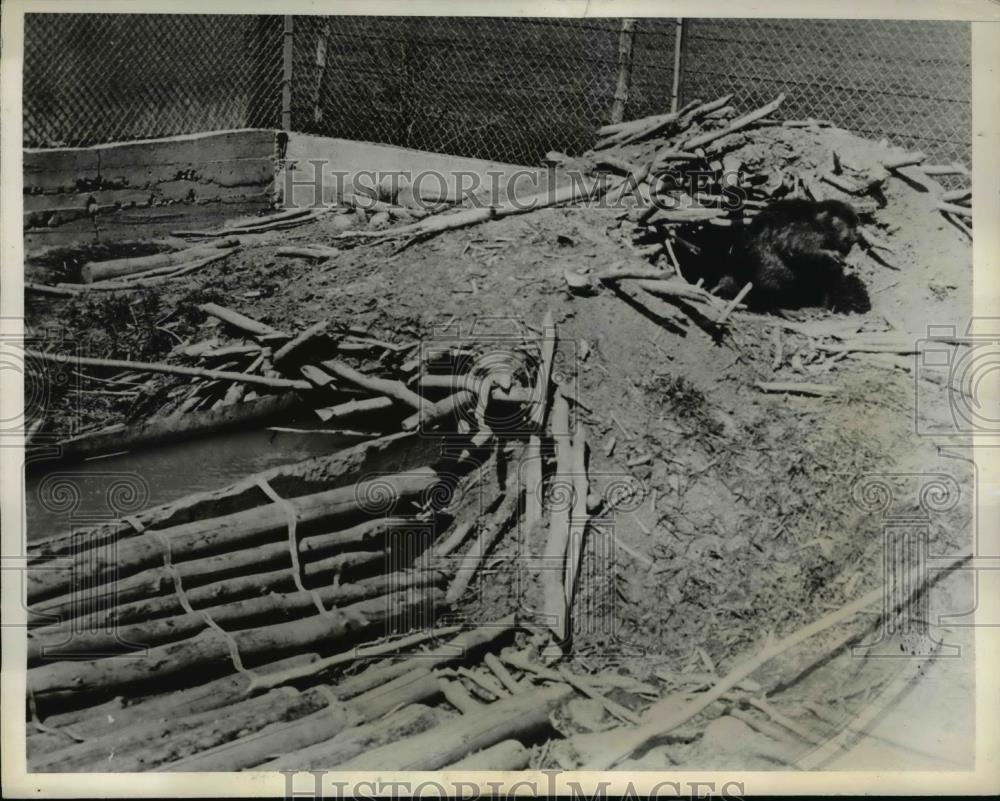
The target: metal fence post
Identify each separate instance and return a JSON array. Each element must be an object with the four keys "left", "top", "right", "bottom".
[
  {"left": 610, "top": 19, "right": 636, "bottom": 124},
  {"left": 281, "top": 15, "right": 294, "bottom": 131},
  {"left": 670, "top": 18, "right": 685, "bottom": 113}
]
